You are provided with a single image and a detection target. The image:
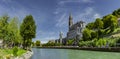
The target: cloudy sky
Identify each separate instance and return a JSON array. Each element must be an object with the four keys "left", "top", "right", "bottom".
[{"left": 0, "top": 0, "right": 120, "bottom": 43}]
